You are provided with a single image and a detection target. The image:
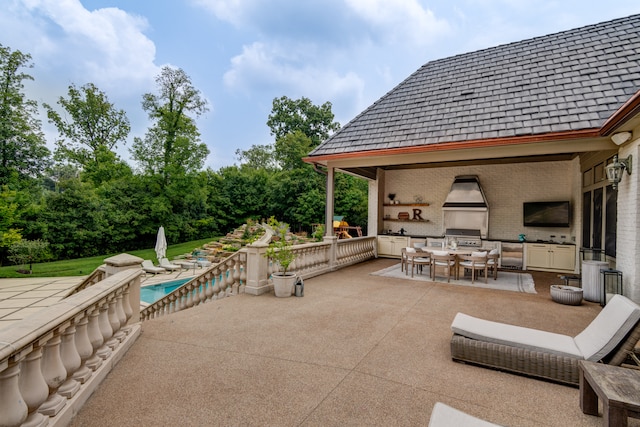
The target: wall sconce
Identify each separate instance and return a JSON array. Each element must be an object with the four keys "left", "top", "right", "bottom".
[{"left": 605, "top": 154, "right": 632, "bottom": 190}]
